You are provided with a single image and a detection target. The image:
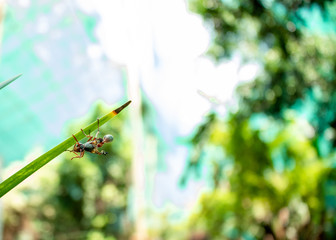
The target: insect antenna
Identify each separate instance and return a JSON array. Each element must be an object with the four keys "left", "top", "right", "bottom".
[{"left": 72, "top": 134, "right": 79, "bottom": 143}]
